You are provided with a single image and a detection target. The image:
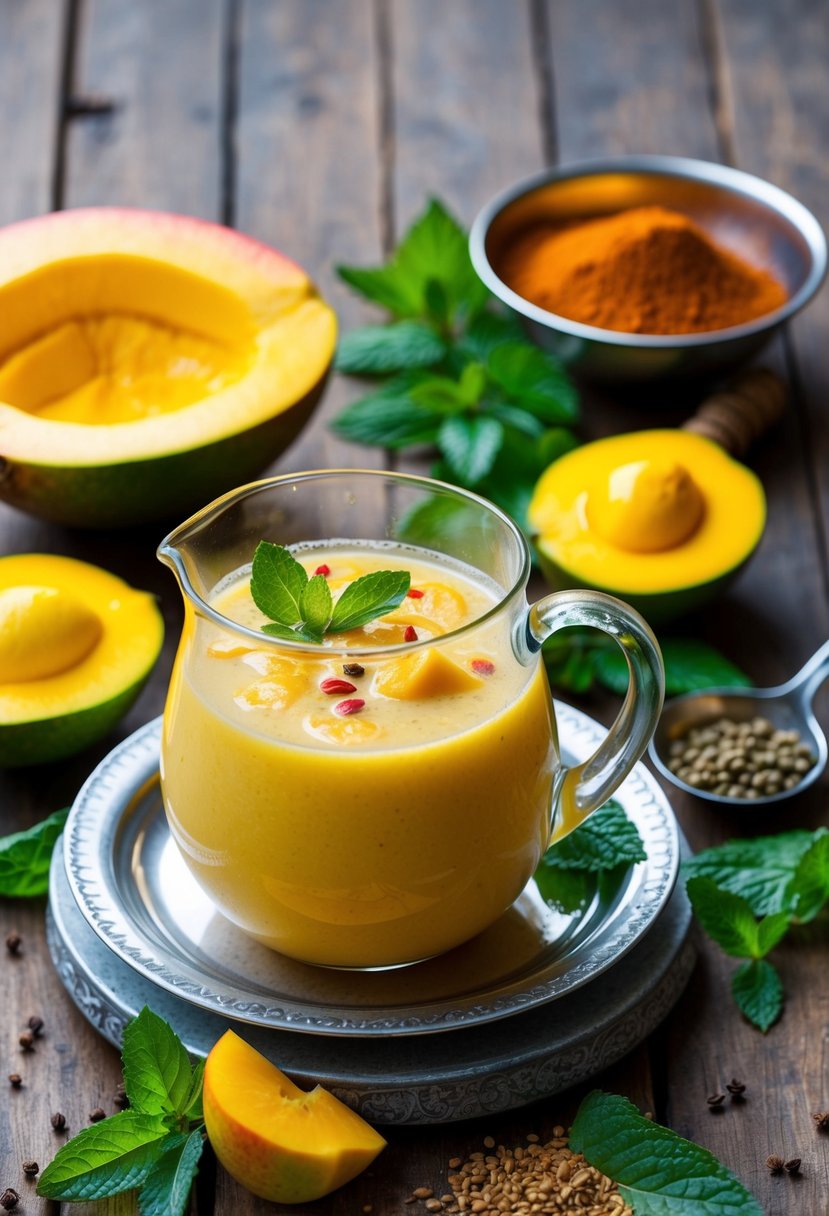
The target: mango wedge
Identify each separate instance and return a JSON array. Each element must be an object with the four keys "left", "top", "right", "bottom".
[
  {"left": 203, "top": 1030, "right": 386, "bottom": 1203},
  {"left": 374, "top": 648, "right": 483, "bottom": 700}
]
